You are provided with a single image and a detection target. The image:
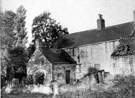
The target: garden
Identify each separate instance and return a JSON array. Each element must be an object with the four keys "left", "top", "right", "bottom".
[{"left": 2, "top": 75, "right": 135, "bottom": 98}]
